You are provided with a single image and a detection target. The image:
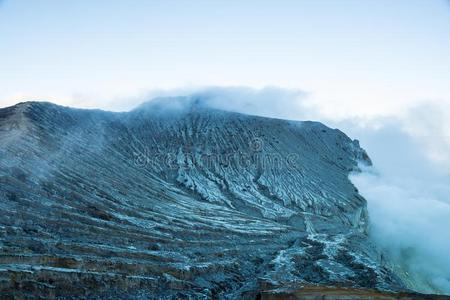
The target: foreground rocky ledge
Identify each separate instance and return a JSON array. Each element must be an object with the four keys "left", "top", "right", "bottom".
[{"left": 260, "top": 285, "right": 450, "bottom": 300}]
